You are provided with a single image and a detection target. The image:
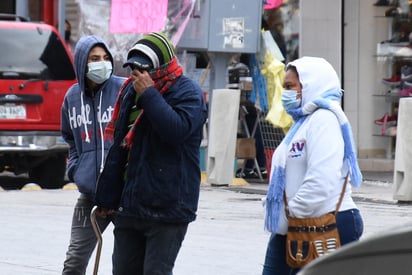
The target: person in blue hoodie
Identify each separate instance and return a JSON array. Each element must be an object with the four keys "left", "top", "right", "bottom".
[
  {"left": 60, "top": 35, "right": 126, "bottom": 275},
  {"left": 94, "top": 32, "right": 208, "bottom": 275}
]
